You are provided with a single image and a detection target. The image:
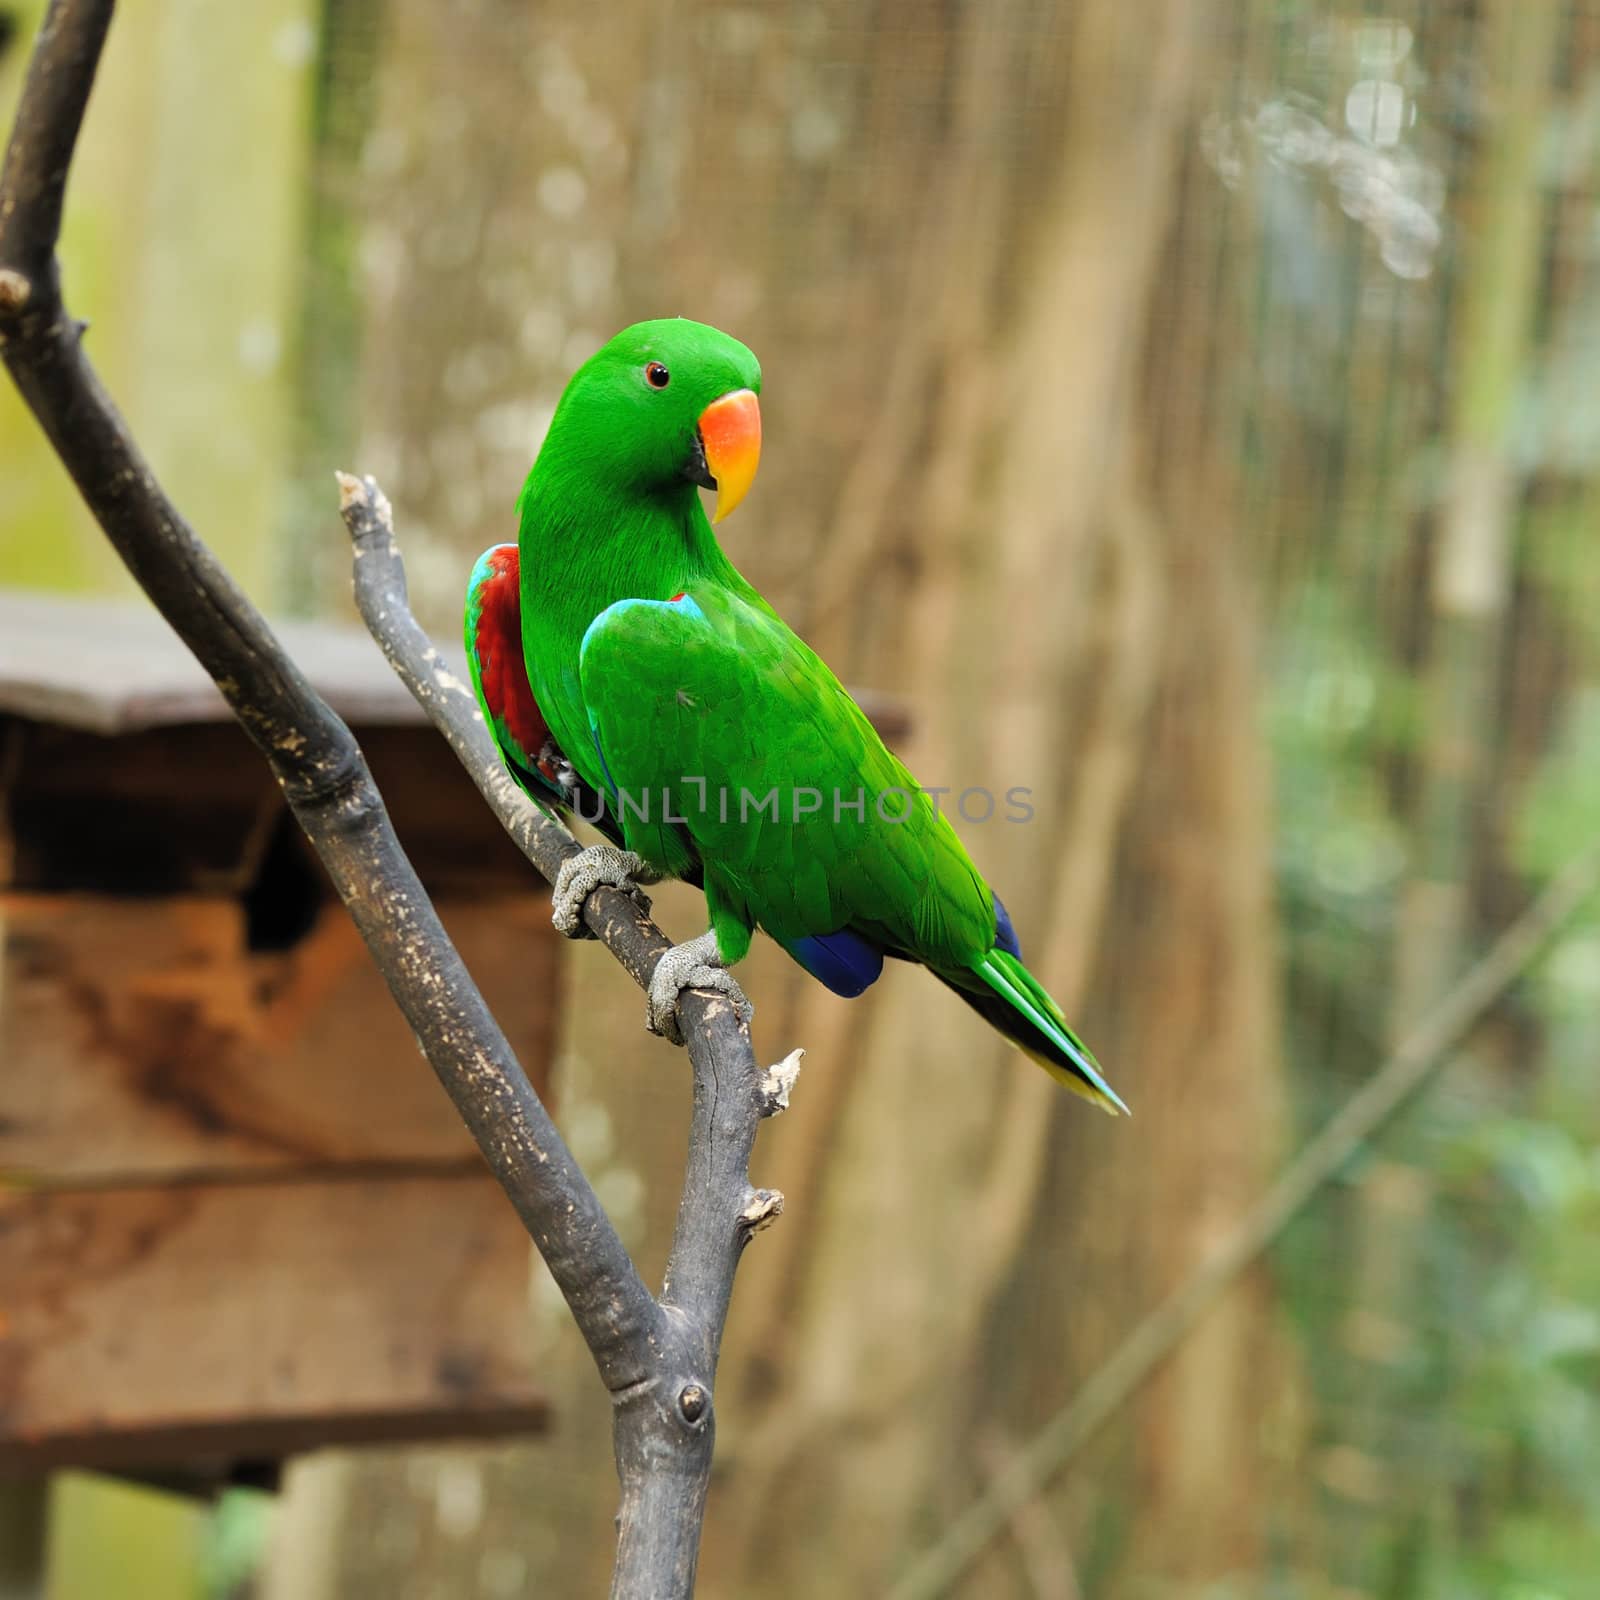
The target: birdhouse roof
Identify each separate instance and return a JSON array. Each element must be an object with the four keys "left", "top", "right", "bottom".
[
  {"left": 0, "top": 587, "right": 912, "bottom": 739},
  {"left": 0, "top": 589, "right": 432, "bottom": 735}
]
